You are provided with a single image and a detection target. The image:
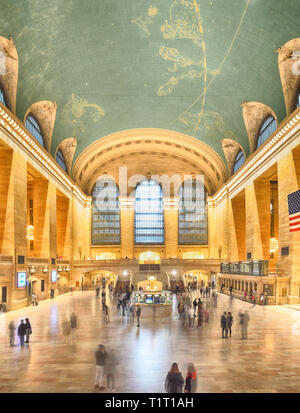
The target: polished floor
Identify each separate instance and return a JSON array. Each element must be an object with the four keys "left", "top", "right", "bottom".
[{"left": 1, "top": 289, "right": 300, "bottom": 393}]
